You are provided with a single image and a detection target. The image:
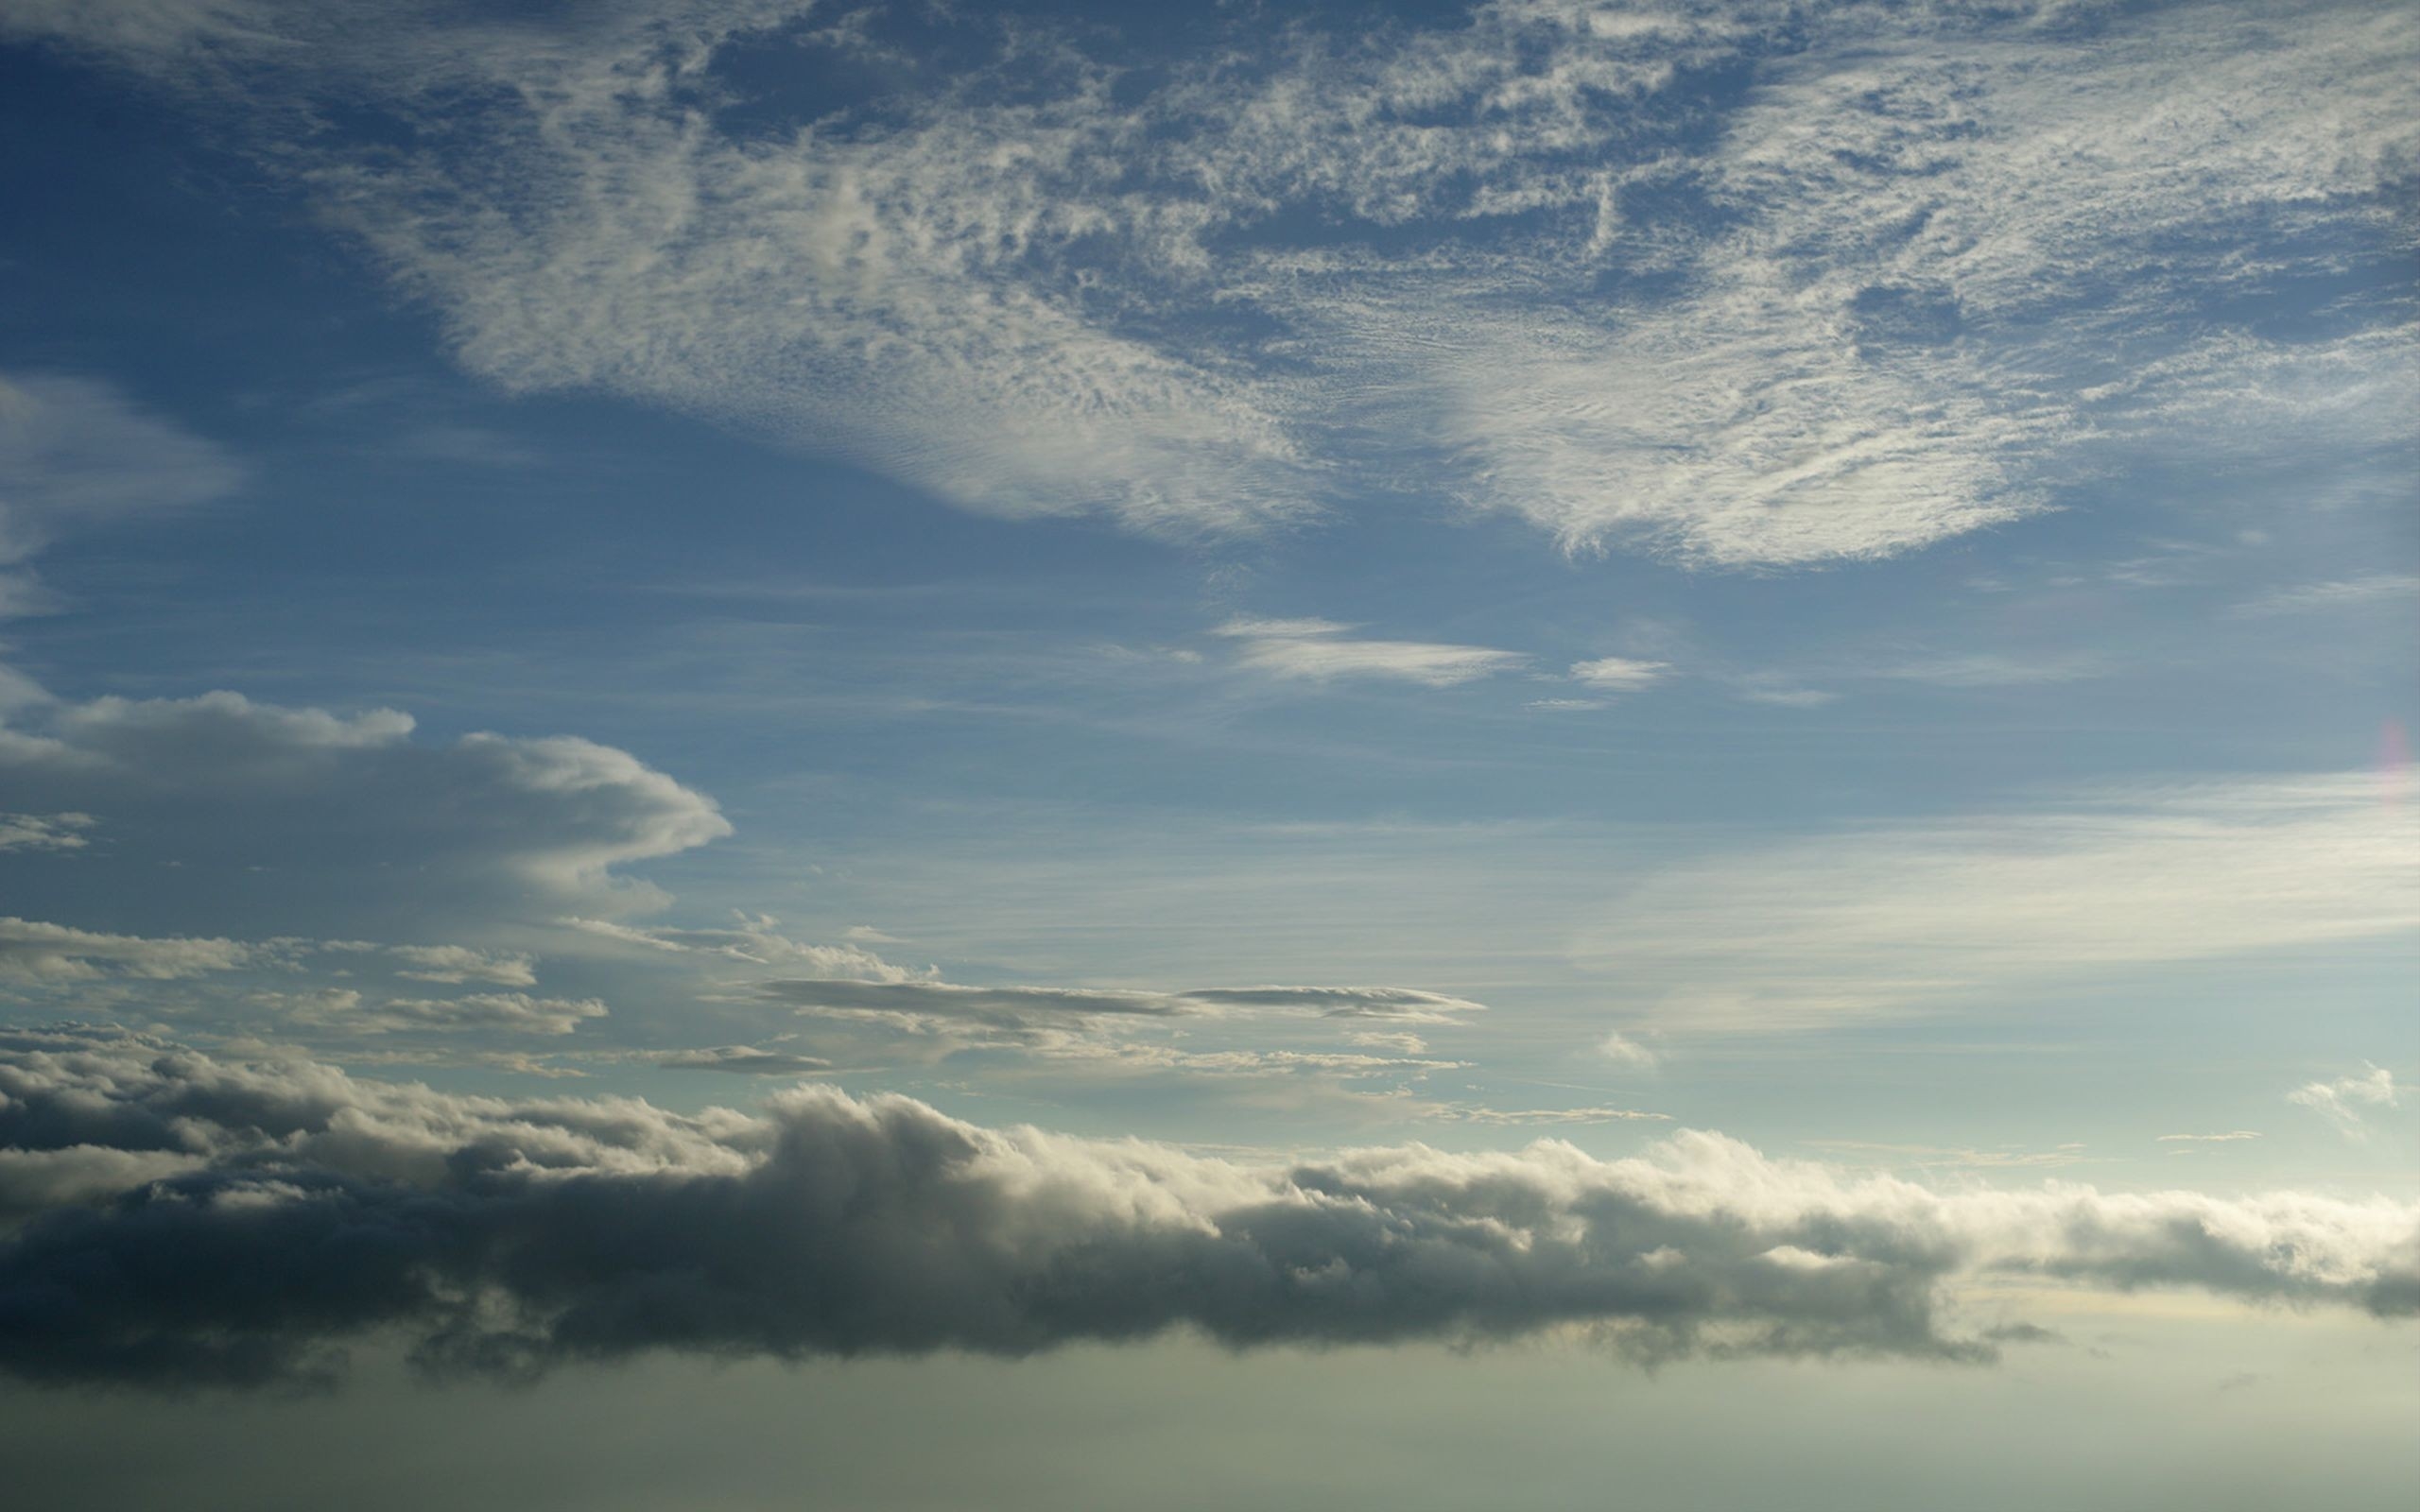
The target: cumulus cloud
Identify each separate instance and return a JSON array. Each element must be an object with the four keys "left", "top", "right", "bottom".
[
  {"left": 1575, "top": 771, "right": 2420, "bottom": 1030},
  {"left": 2289, "top": 1065, "right": 2399, "bottom": 1141},
  {"left": 27, "top": 1, "right": 2396, "bottom": 563},
  {"left": 0, "top": 685, "right": 730, "bottom": 937},
  {"left": 0, "top": 1030, "right": 2413, "bottom": 1390},
  {"left": 1215, "top": 618, "right": 1527, "bottom": 687}
]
